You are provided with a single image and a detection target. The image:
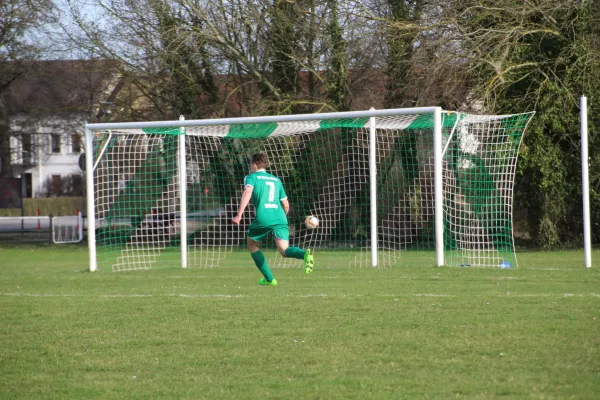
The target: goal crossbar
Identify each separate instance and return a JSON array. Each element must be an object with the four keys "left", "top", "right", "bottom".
[{"left": 85, "top": 107, "right": 440, "bottom": 132}]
